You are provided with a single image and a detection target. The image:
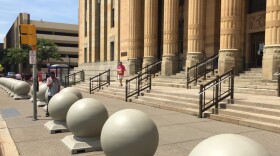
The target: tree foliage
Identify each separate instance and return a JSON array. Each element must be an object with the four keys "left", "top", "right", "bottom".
[
  {"left": 36, "top": 38, "right": 62, "bottom": 70},
  {"left": 6, "top": 47, "right": 29, "bottom": 64}
]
